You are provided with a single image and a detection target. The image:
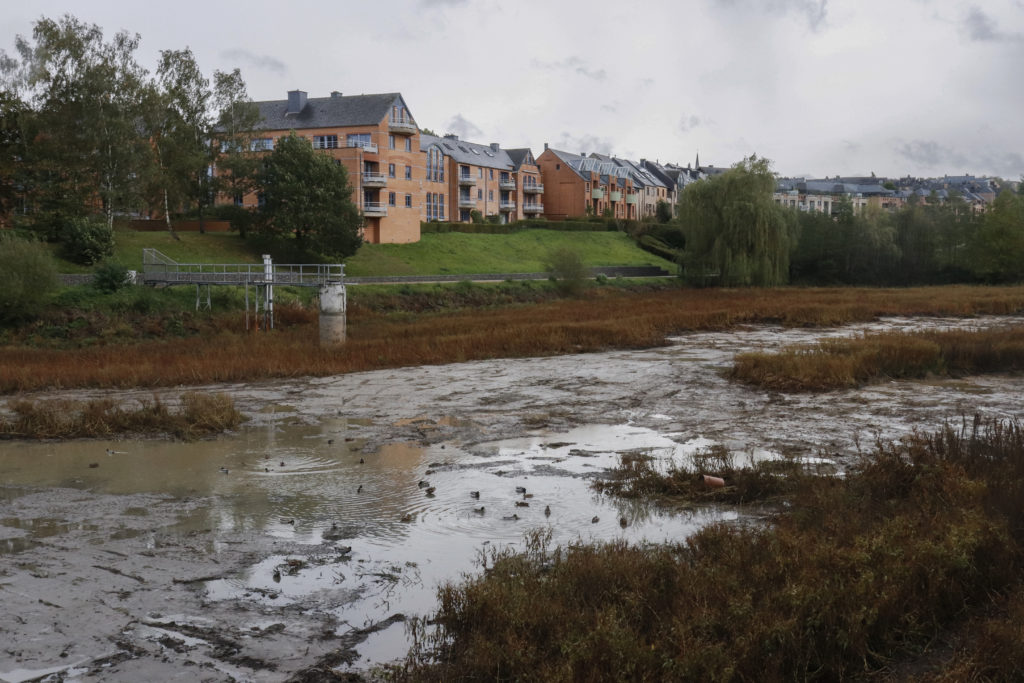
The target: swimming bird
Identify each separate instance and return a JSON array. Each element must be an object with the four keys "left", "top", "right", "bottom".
[
  {"left": 515, "top": 501, "right": 529, "bottom": 508},
  {"left": 502, "top": 514, "right": 520, "bottom": 521},
  {"left": 473, "top": 506, "right": 485, "bottom": 515},
  {"left": 544, "top": 505, "right": 551, "bottom": 517},
  {"left": 219, "top": 467, "right": 229, "bottom": 474},
  {"left": 359, "top": 458, "right": 365, "bottom": 464},
  {"left": 357, "top": 485, "right": 363, "bottom": 493},
  {"left": 591, "top": 516, "right": 599, "bottom": 524},
  {"left": 418, "top": 480, "right": 430, "bottom": 488},
  {"left": 327, "top": 439, "right": 335, "bottom": 445},
  {"left": 469, "top": 491, "right": 480, "bottom": 499},
  {"left": 619, "top": 516, "right": 628, "bottom": 528},
  {"left": 515, "top": 486, "right": 527, "bottom": 494},
  {"left": 88, "top": 463, "right": 99, "bottom": 469},
  {"left": 401, "top": 513, "right": 414, "bottom": 523},
  {"left": 279, "top": 462, "right": 285, "bottom": 467},
  {"left": 425, "top": 487, "right": 436, "bottom": 496}
]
